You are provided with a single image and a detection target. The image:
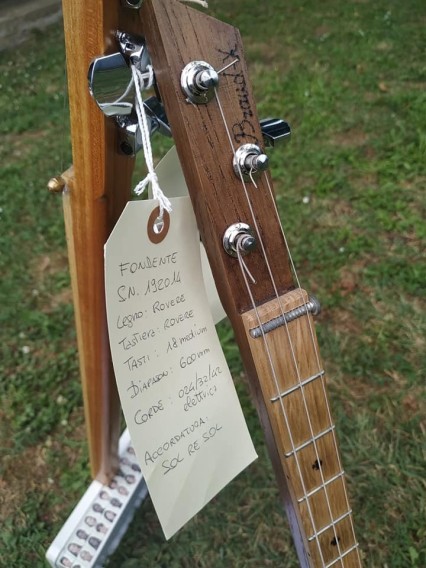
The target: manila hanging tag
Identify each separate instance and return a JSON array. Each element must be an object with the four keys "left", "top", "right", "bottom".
[{"left": 104, "top": 197, "right": 257, "bottom": 539}]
